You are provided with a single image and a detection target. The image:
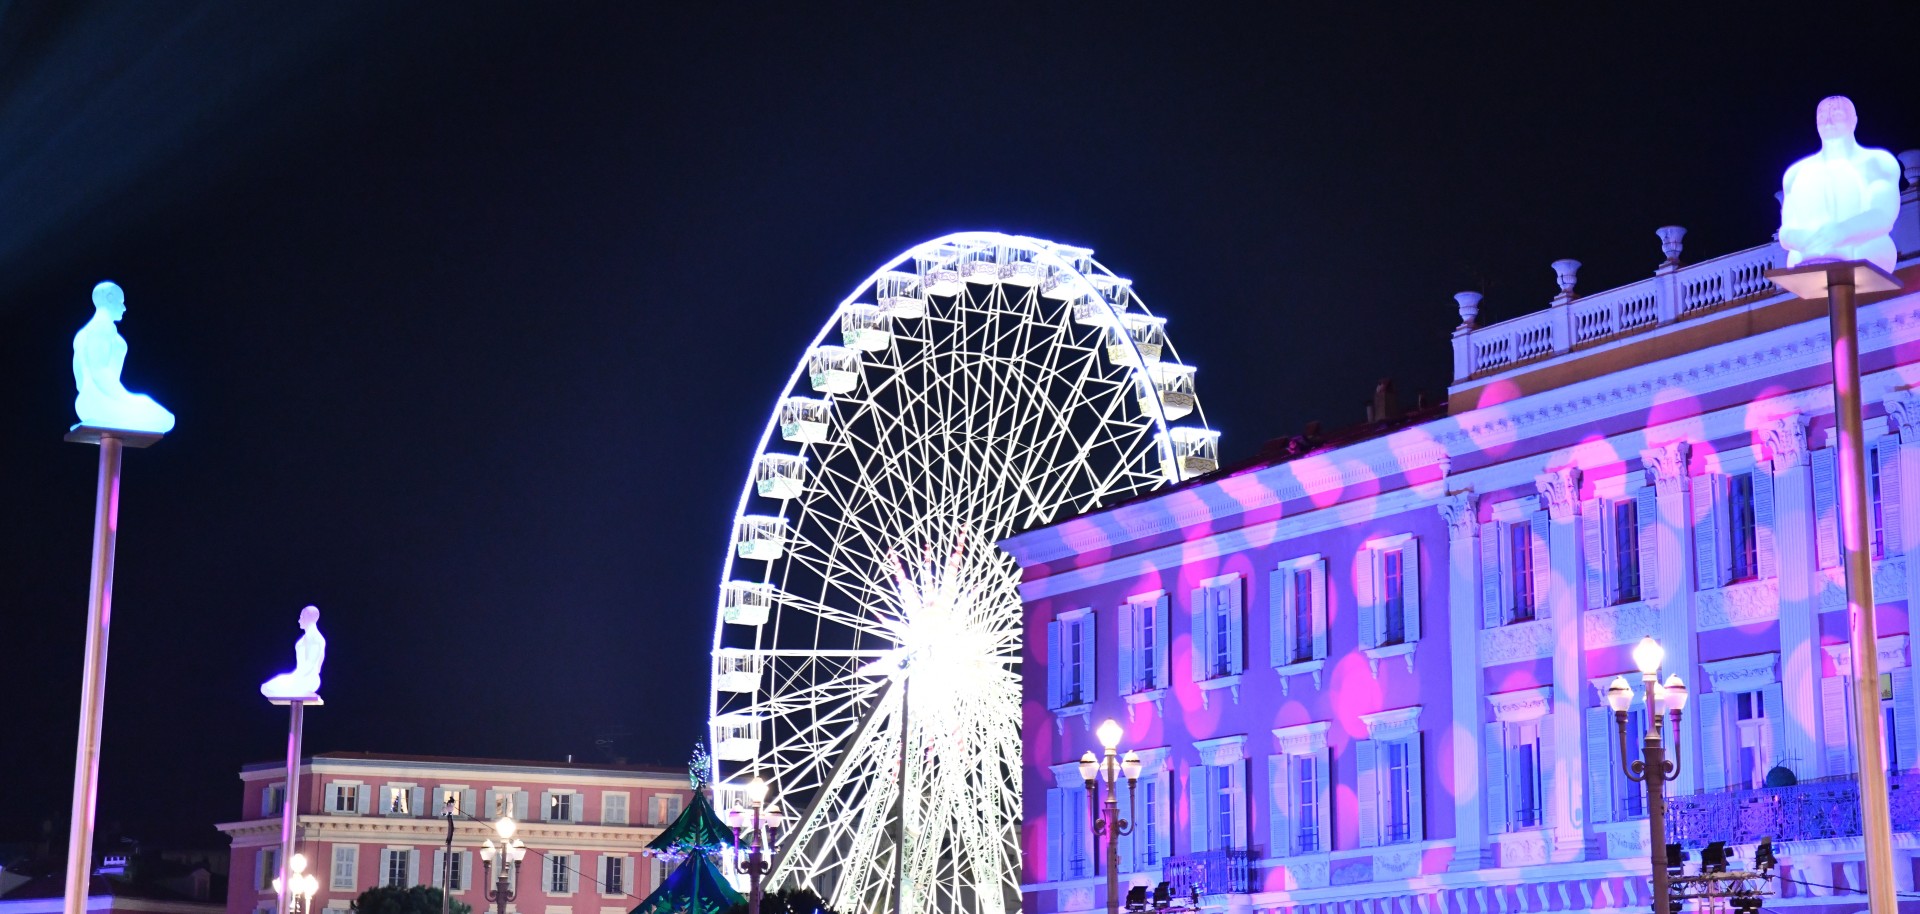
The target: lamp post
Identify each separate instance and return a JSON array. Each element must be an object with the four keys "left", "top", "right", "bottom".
[
  {"left": 1609, "top": 636, "right": 1689, "bottom": 914},
  {"left": 1081, "top": 719, "right": 1142, "bottom": 914},
  {"left": 480, "top": 815, "right": 527, "bottom": 914},
  {"left": 743, "top": 777, "right": 771, "bottom": 914},
  {"left": 271, "top": 853, "right": 318, "bottom": 914}
]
